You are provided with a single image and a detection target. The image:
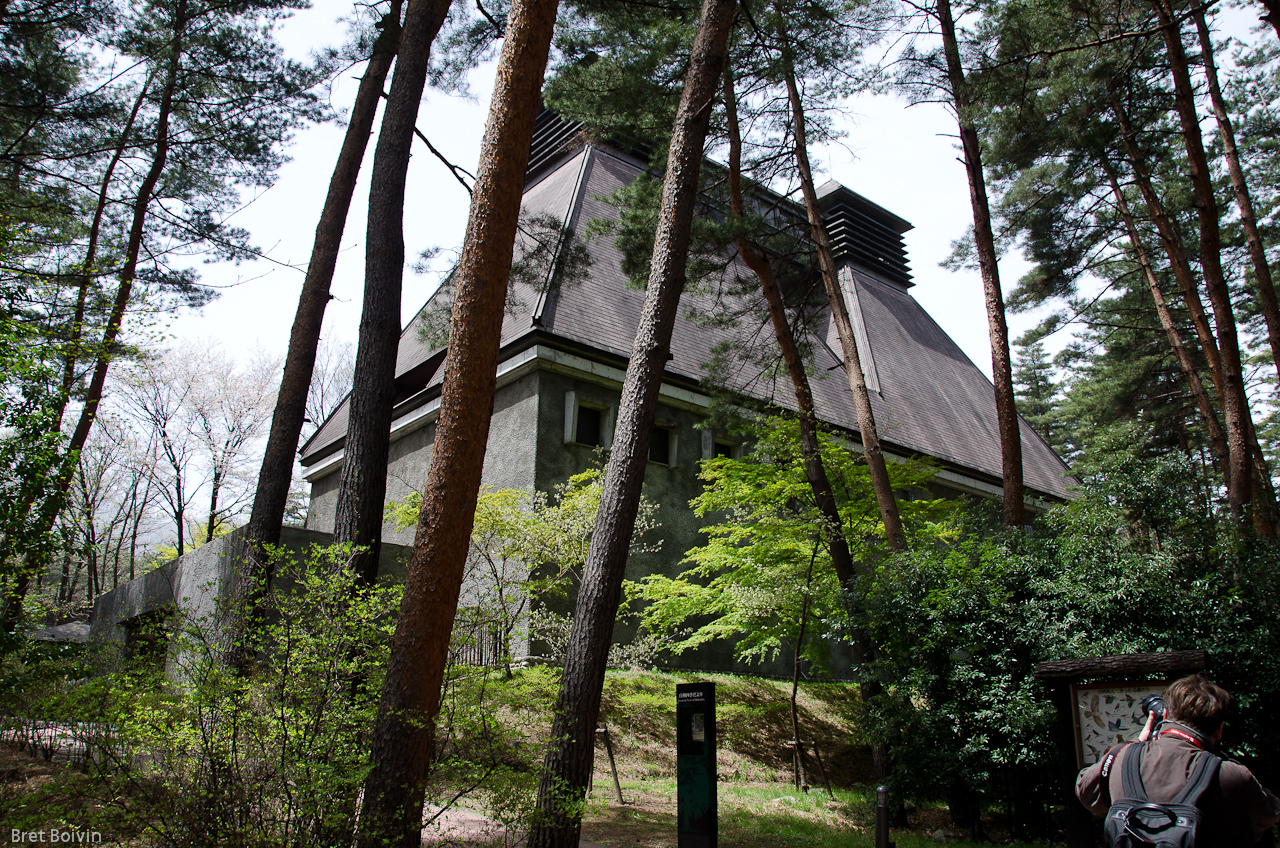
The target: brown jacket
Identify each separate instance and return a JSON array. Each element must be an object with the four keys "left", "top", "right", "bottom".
[{"left": 1077, "top": 724, "right": 1280, "bottom": 847}]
